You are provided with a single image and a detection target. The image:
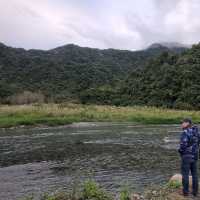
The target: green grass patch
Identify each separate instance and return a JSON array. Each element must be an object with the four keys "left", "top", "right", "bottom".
[
  {"left": 0, "top": 103, "right": 200, "bottom": 128},
  {"left": 166, "top": 180, "right": 182, "bottom": 189},
  {"left": 119, "top": 187, "right": 131, "bottom": 200}
]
